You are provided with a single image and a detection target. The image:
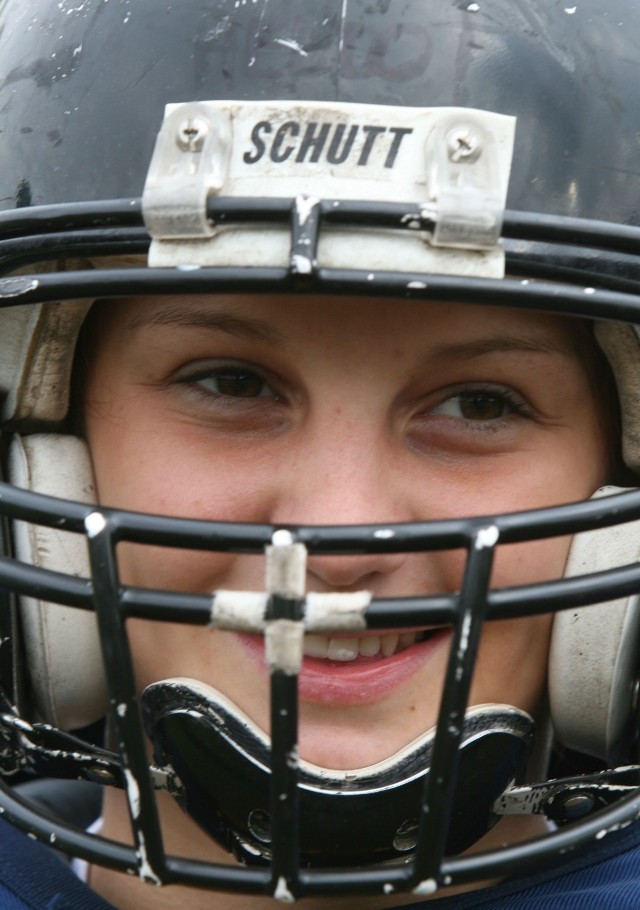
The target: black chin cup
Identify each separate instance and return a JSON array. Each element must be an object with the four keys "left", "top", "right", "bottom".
[{"left": 143, "top": 679, "right": 533, "bottom": 866}]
